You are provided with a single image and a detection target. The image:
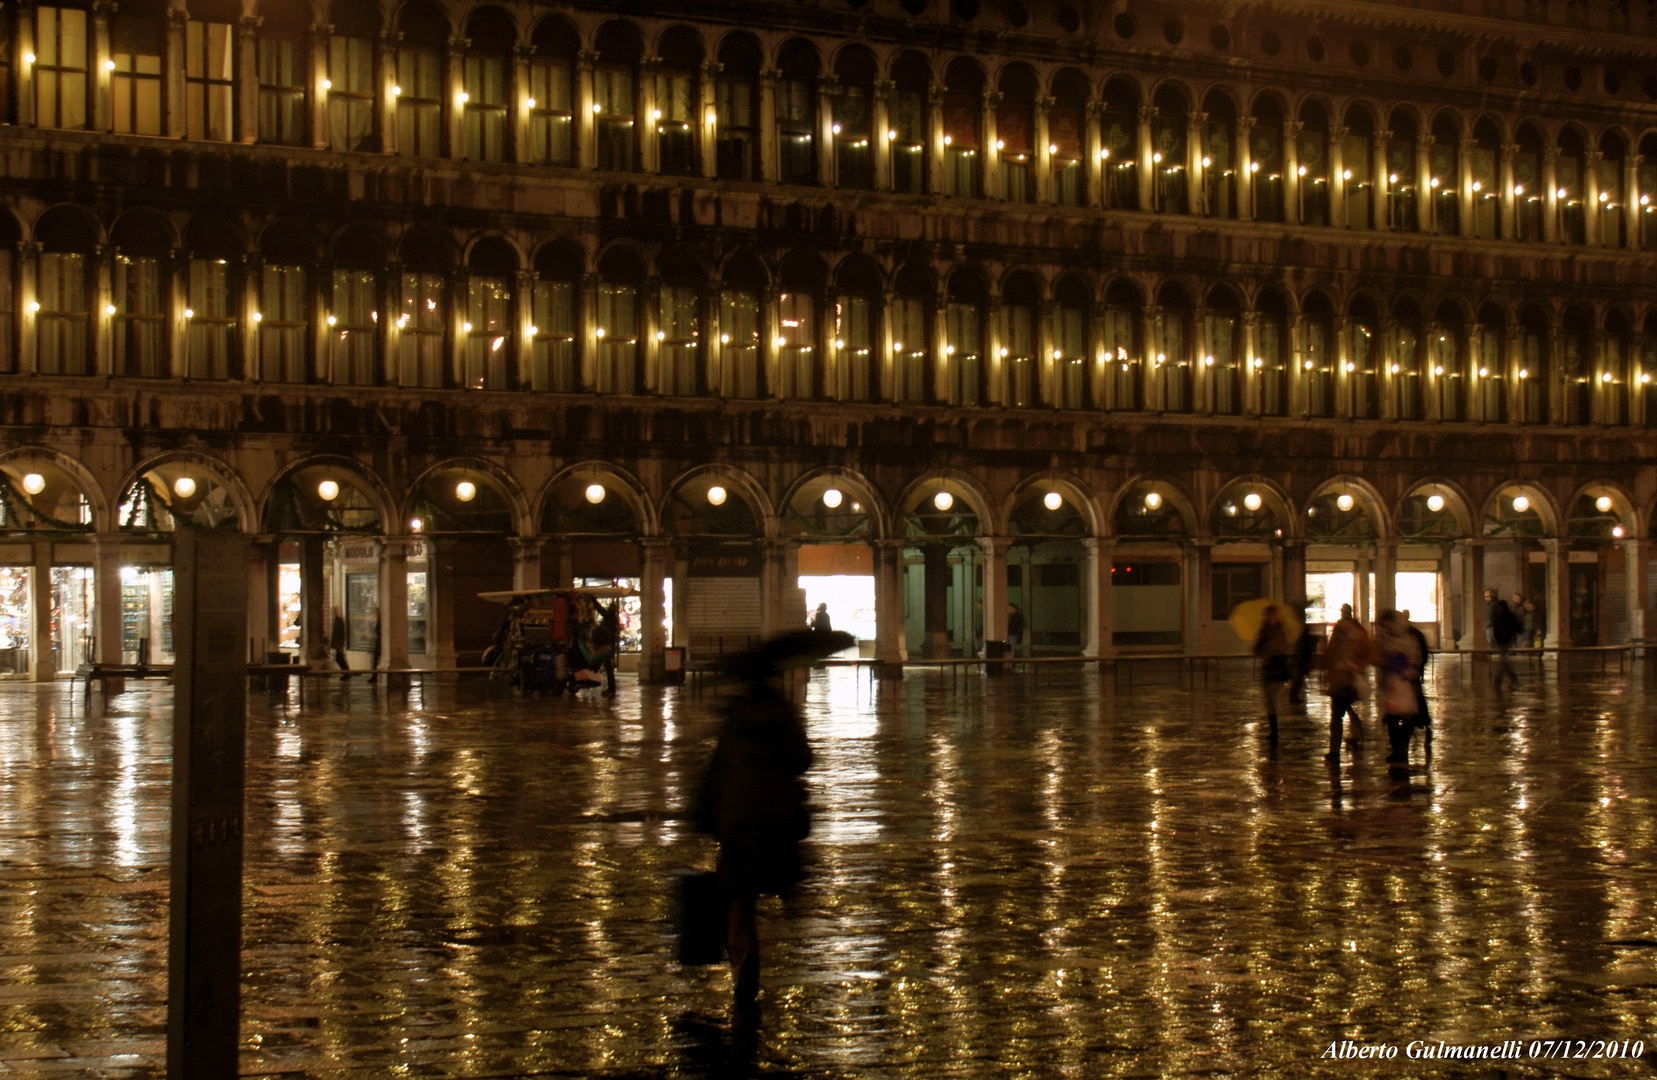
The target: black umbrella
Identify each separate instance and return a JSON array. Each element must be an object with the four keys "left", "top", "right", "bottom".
[{"left": 724, "top": 629, "right": 856, "bottom": 683}]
